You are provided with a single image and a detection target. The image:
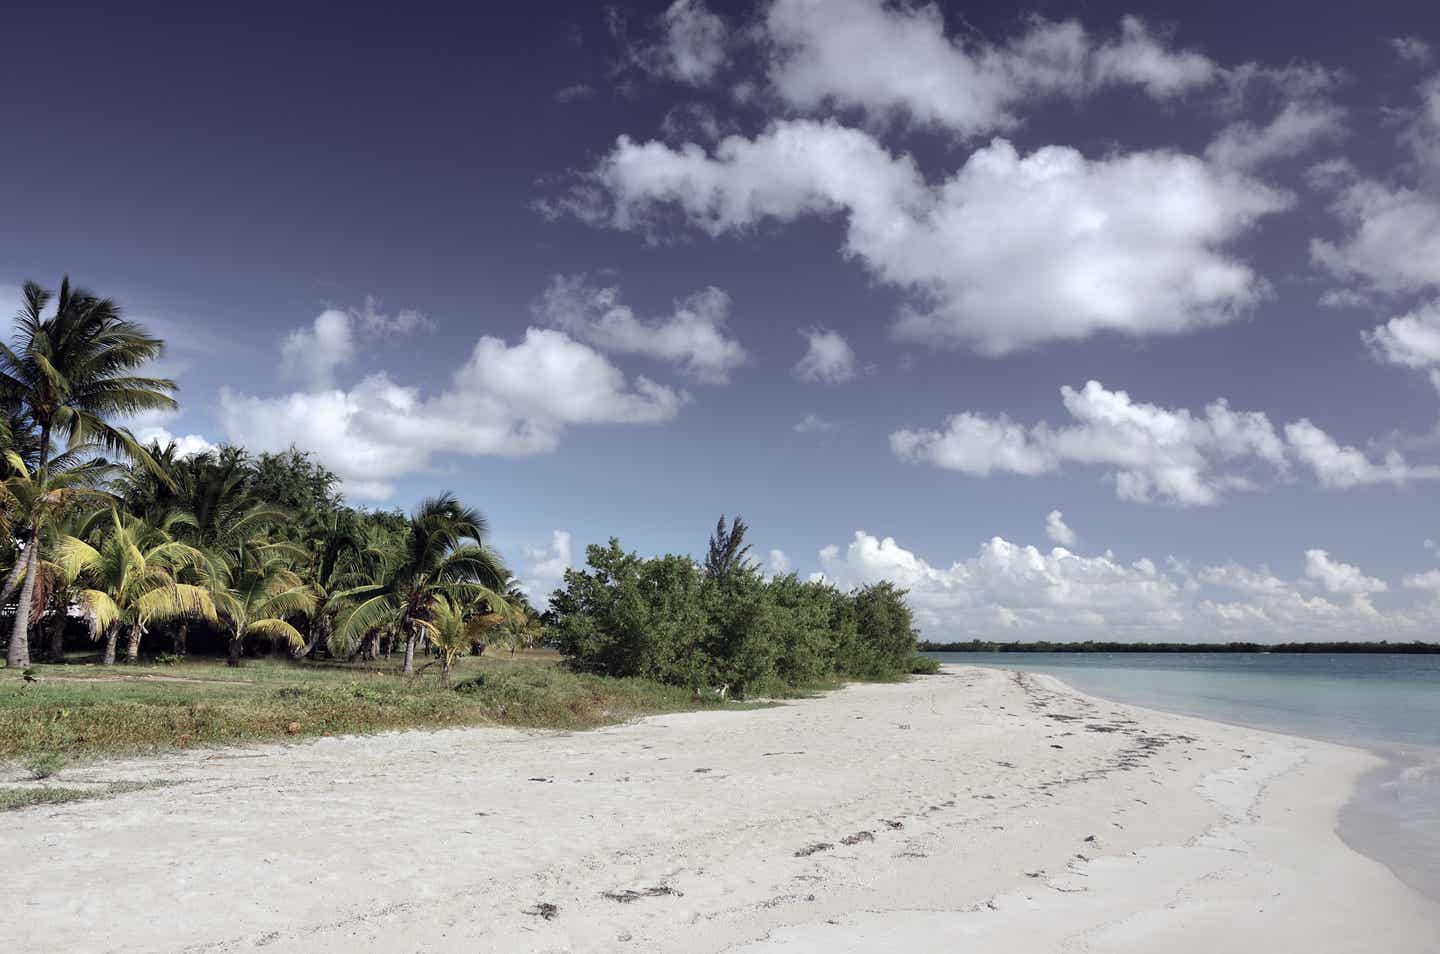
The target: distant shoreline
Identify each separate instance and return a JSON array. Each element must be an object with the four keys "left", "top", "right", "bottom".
[{"left": 922, "top": 641, "right": 1440, "bottom": 654}]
